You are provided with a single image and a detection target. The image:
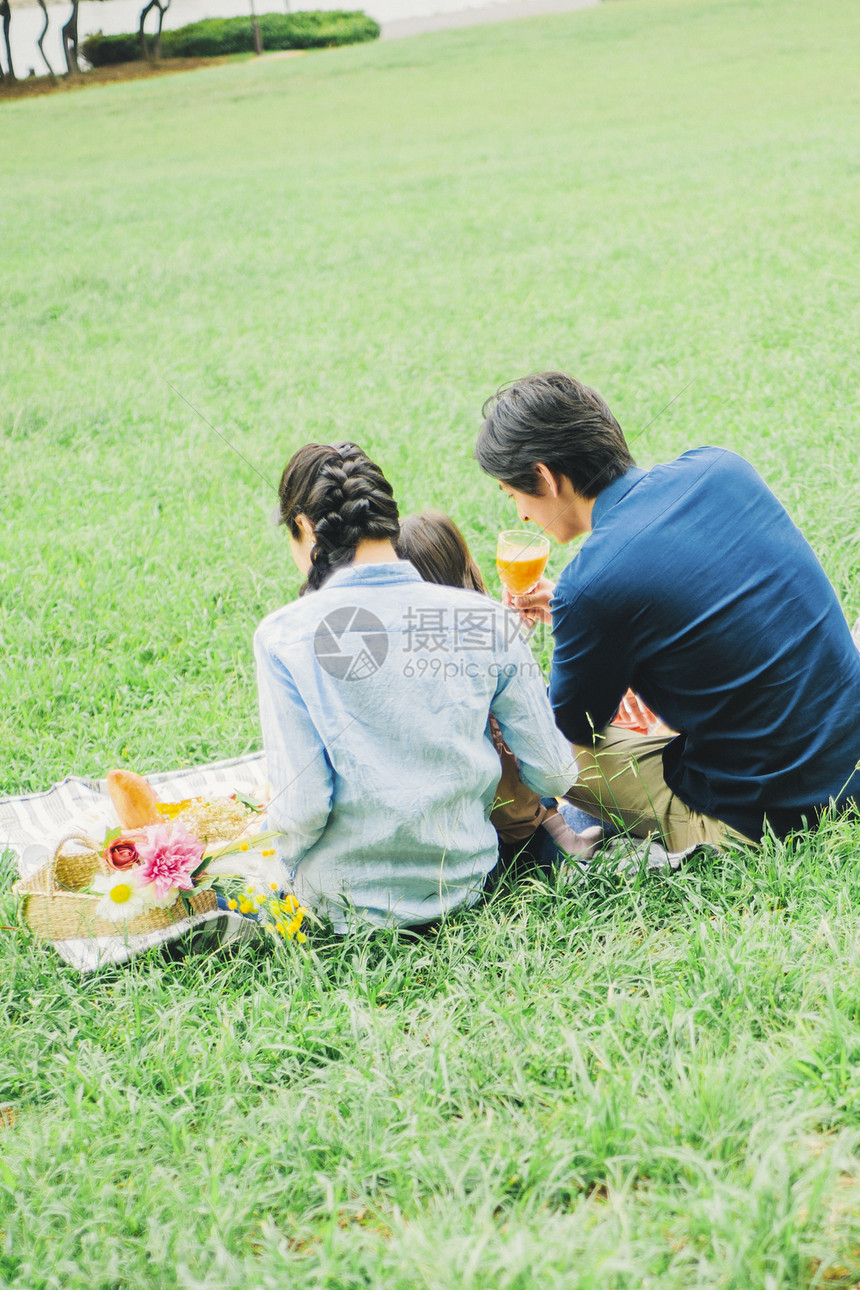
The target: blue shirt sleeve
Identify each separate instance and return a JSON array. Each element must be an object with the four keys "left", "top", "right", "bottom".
[
  {"left": 490, "top": 626, "right": 579, "bottom": 796},
  {"left": 254, "top": 627, "right": 333, "bottom": 869},
  {"left": 548, "top": 587, "right": 630, "bottom": 745}
]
